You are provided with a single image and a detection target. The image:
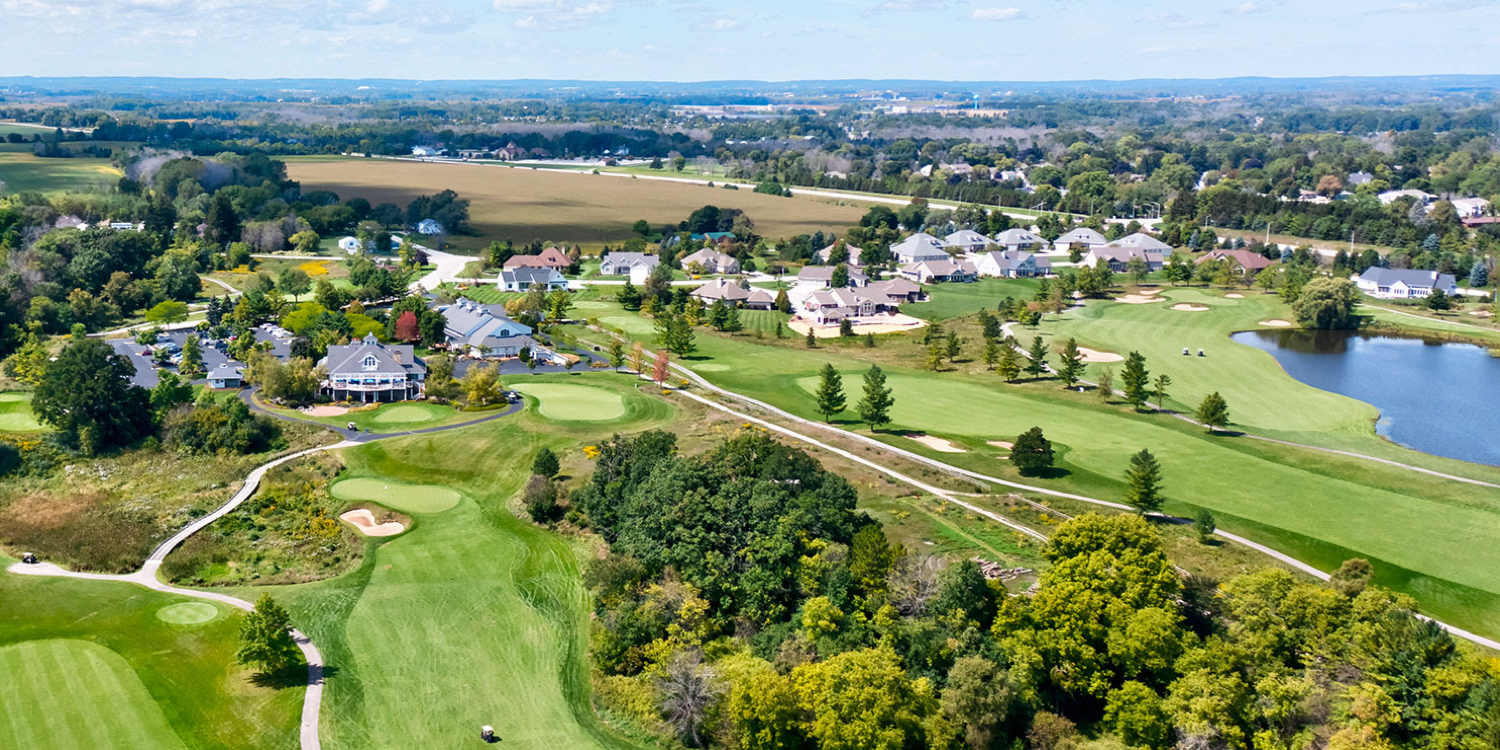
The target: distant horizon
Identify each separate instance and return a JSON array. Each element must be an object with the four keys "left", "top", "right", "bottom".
[{"left": 4, "top": 0, "right": 1499, "bottom": 82}]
